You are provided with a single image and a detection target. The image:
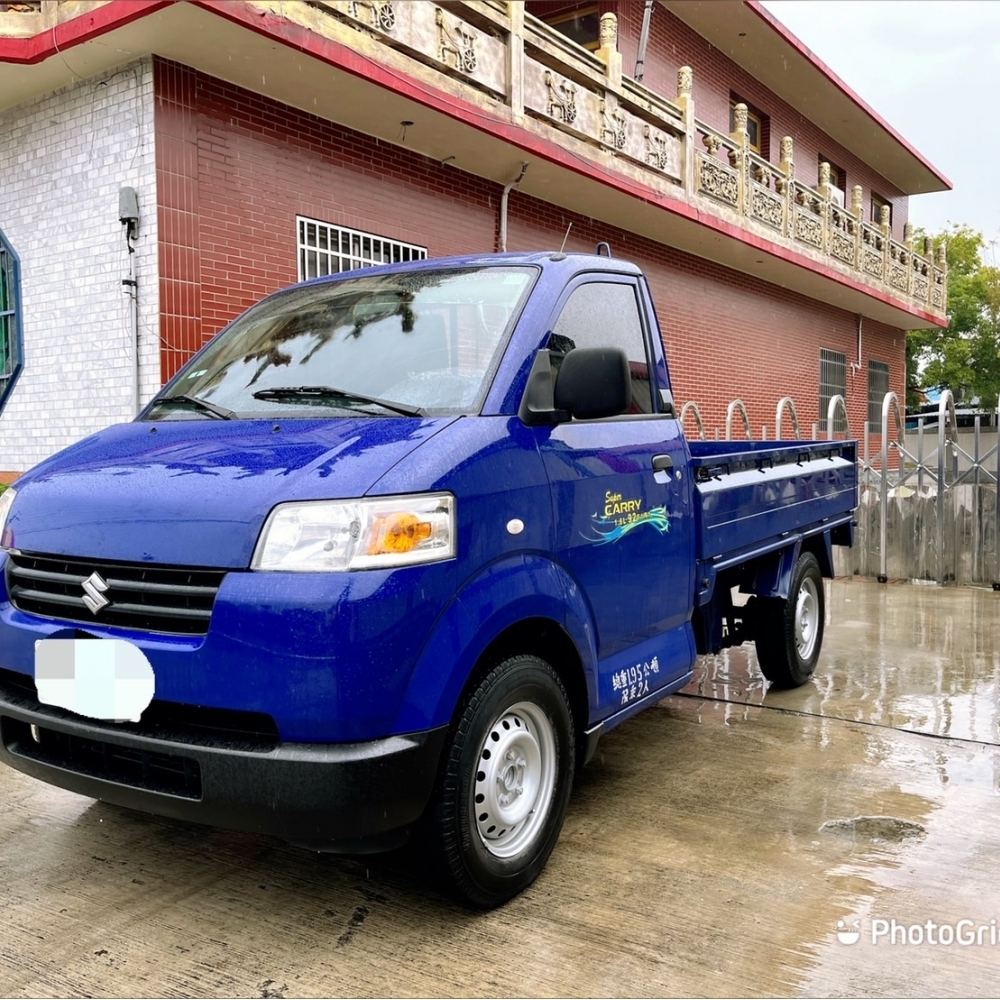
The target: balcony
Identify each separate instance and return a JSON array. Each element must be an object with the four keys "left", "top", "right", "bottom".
[{"left": 0, "top": 0, "right": 946, "bottom": 323}]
